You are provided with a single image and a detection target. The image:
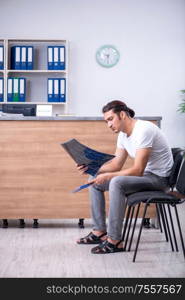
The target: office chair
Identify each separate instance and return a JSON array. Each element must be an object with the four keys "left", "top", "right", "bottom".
[{"left": 121, "top": 148, "right": 185, "bottom": 262}]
